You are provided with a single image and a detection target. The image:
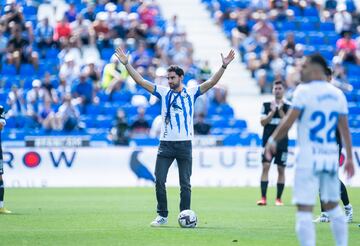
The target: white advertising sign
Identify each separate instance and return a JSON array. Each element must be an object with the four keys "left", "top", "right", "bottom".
[{"left": 2, "top": 147, "right": 360, "bottom": 187}]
